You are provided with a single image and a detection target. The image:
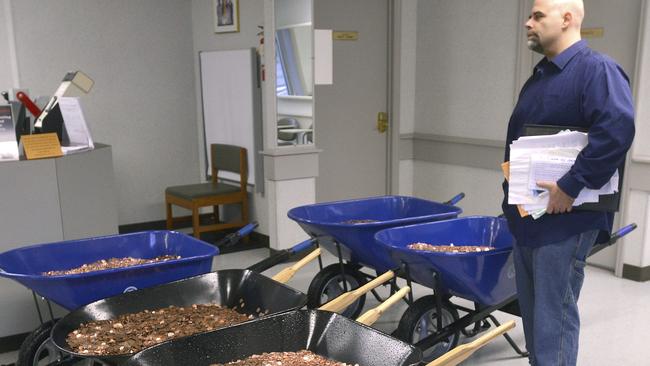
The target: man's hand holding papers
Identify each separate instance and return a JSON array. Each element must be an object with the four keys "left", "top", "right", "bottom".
[
  {"left": 536, "top": 181, "right": 575, "bottom": 214},
  {"left": 506, "top": 130, "right": 619, "bottom": 219}
]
